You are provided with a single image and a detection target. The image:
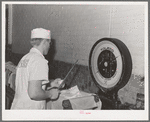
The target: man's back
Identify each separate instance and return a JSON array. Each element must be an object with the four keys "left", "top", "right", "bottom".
[{"left": 11, "top": 48, "right": 48, "bottom": 109}]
